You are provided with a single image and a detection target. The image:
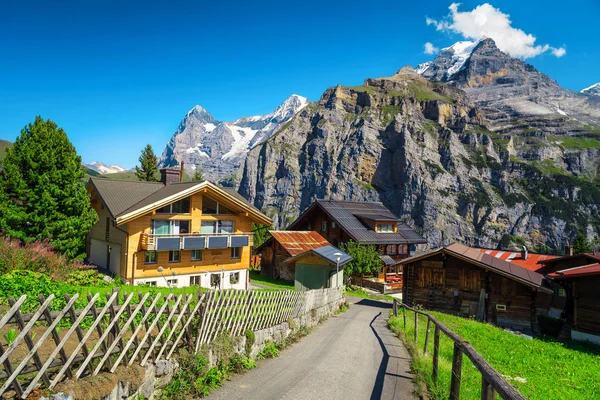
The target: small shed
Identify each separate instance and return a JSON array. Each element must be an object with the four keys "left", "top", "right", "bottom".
[{"left": 284, "top": 245, "right": 352, "bottom": 291}]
